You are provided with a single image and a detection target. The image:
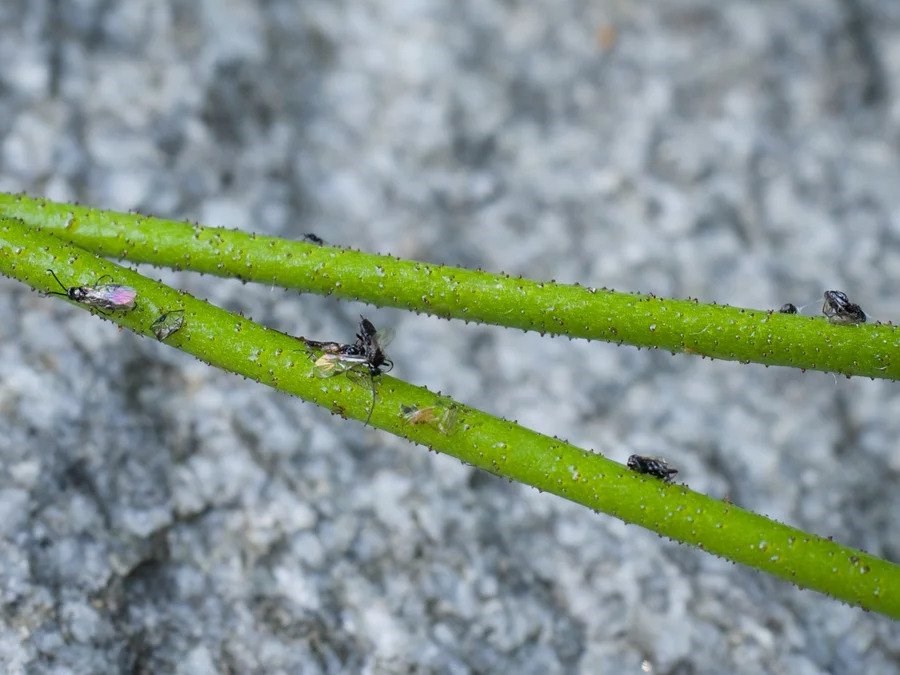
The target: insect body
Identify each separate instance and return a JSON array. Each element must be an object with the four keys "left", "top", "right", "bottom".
[
  {"left": 627, "top": 454, "right": 678, "bottom": 482},
  {"left": 151, "top": 310, "right": 185, "bottom": 341},
  {"left": 822, "top": 290, "right": 866, "bottom": 325},
  {"left": 47, "top": 269, "right": 137, "bottom": 312},
  {"left": 304, "top": 317, "right": 393, "bottom": 375},
  {"left": 298, "top": 316, "right": 393, "bottom": 425},
  {"left": 302, "top": 233, "right": 326, "bottom": 245},
  {"left": 401, "top": 404, "right": 439, "bottom": 425},
  {"left": 778, "top": 303, "right": 798, "bottom": 314},
  {"left": 400, "top": 403, "right": 458, "bottom": 434}
]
